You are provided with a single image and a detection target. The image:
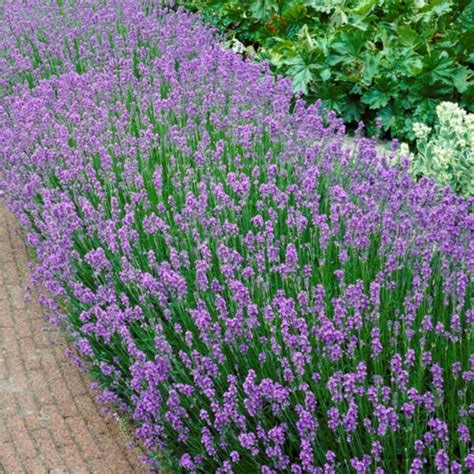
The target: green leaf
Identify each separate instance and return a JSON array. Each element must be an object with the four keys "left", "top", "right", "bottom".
[
  {"left": 320, "top": 68, "right": 332, "bottom": 80},
  {"left": 339, "top": 99, "right": 363, "bottom": 122},
  {"left": 331, "top": 31, "right": 366, "bottom": 59},
  {"left": 286, "top": 56, "right": 316, "bottom": 94},
  {"left": 460, "top": 30, "right": 474, "bottom": 56},
  {"left": 249, "top": 0, "right": 278, "bottom": 21},
  {"left": 326, "top": 53, "right": 348, "bottom": 66},
  {"left": 361, "top": 89, "right": 392, "bottom": 109},
  {"left": 426, "top": 0, "right": 453, "bottom": 18},
  {"left": 413, "top": 98, "right": 438, "bottom": 123},
  {"left": 460, "top": 83, "right": 474, "bottom": 112},
  {"left": 361, "top": 54, "right": 380, "bottom": 84},
  {"left": 282, "top": 4, "right": 308, "bottom": 22},
  {"left": 459, "top": 1, "right": 474, "bottom": 30},
  {"left": 315, "top": 82, "right": 346, "bottom": 110},
  {"left": 398, "top": 25, "right": 419, "bottom": 47},
  {"left": 452, "top": 67, "right": 469, "bottom": 93},
  {"left": 349, "top": 0, "right": 378, "bottom": 18},
  {"left": 400, "top": 52, "right": 424, "bottom": 75},
  {"left": 307, "top": 0, "right": 334, "bottom": 14},
  {"left": 297, "top": 24, "right": 314, "bottom": 49},
  {"left": 423, "top": 54, "right": 457, "bottom": 85},
  {"left": 377, "top": 105, "right": 395, "bottom": 130},
  {"left": 330, "top": 7, "right": 348, "bottom": 27}
]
